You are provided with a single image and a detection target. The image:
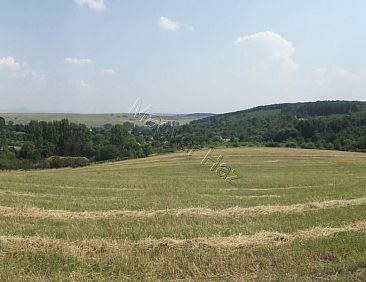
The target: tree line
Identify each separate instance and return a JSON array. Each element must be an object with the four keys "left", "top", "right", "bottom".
[
  {"left": 1, "top": 101, "right": 365, "bottom": 169},
  {"left": 0, "top": 119, "right": 153, "bottom": 169}
]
